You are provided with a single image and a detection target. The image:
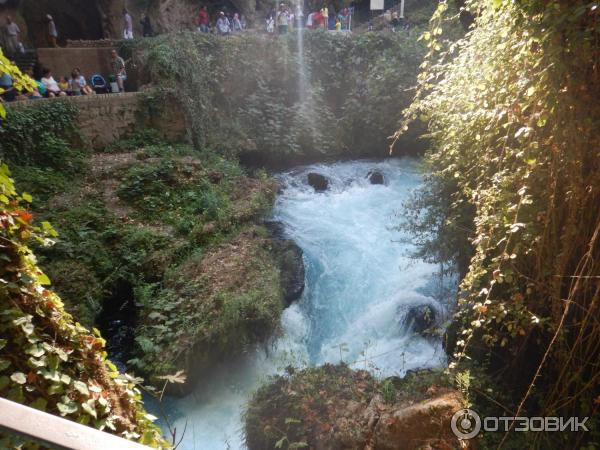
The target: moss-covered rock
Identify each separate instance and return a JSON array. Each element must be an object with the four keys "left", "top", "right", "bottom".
[
  {"left": 245, "top": 365, "right": 470, "bottom": 450},
  {"left": 131, "top": 225, "right": 285, "bottom": 388}
]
